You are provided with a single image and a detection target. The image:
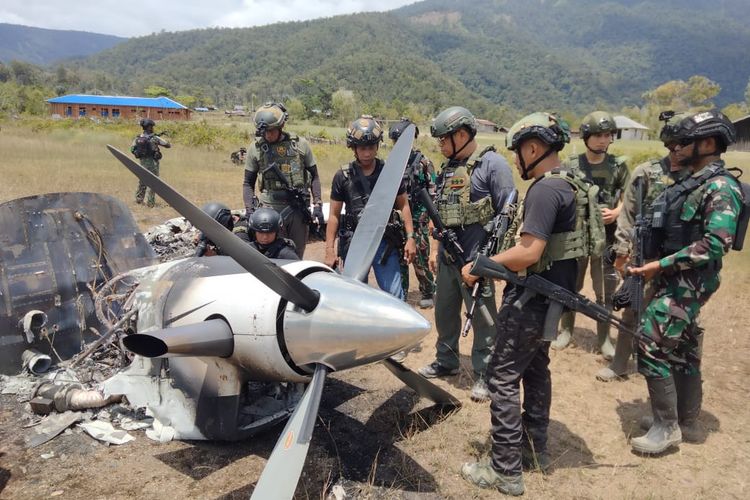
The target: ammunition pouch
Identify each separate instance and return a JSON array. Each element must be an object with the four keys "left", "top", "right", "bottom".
[{"left": 437, "top": 194, "right": 494, "bottom": 228}]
